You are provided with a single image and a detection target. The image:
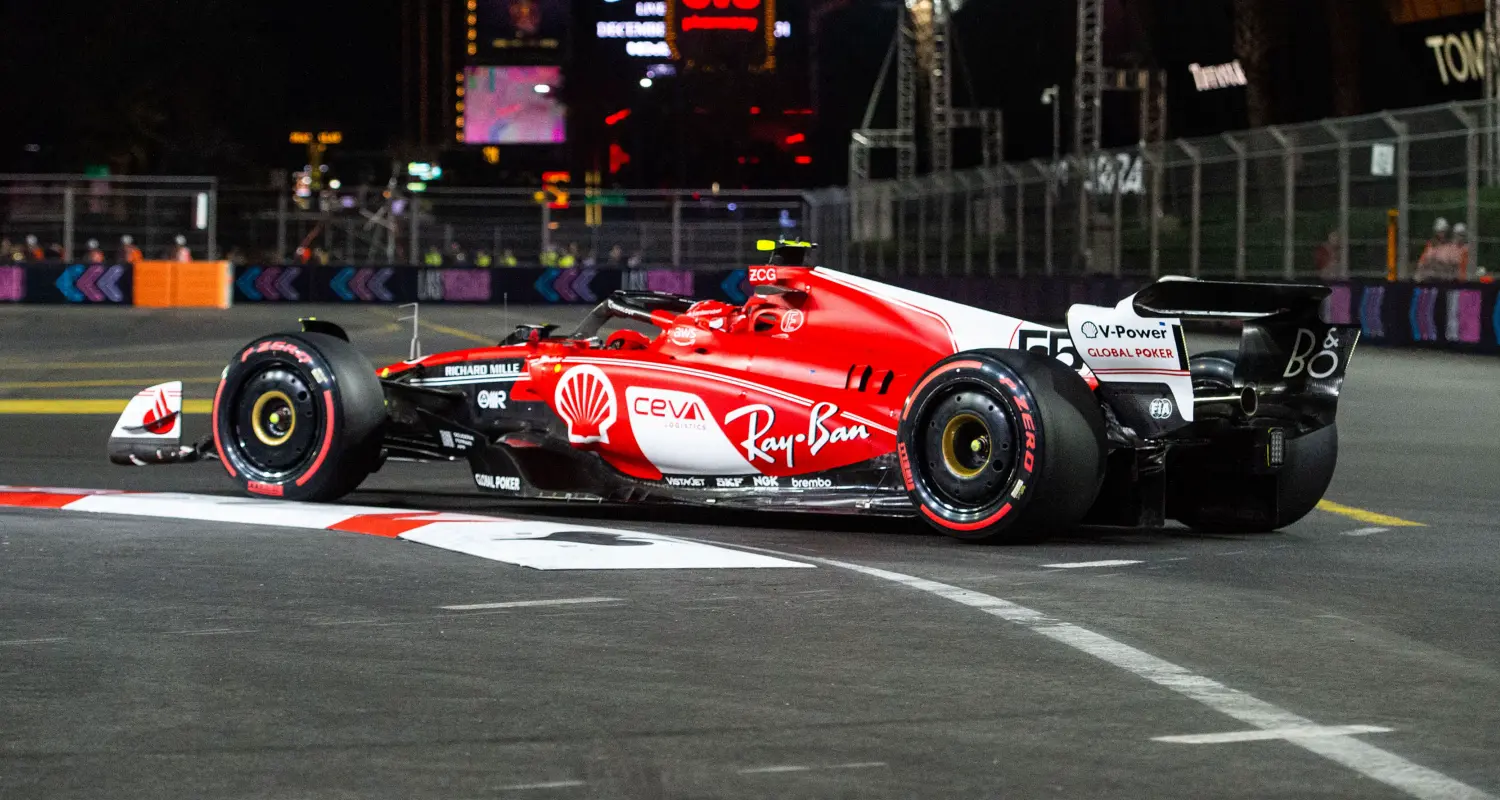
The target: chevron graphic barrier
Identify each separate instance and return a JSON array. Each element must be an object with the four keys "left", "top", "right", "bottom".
[
  {"left": 15, "top": 262, "right": 1500, "bottom": 354},
  {"left": 18, "top": 263, "right": 133, "bottom": 304}
]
